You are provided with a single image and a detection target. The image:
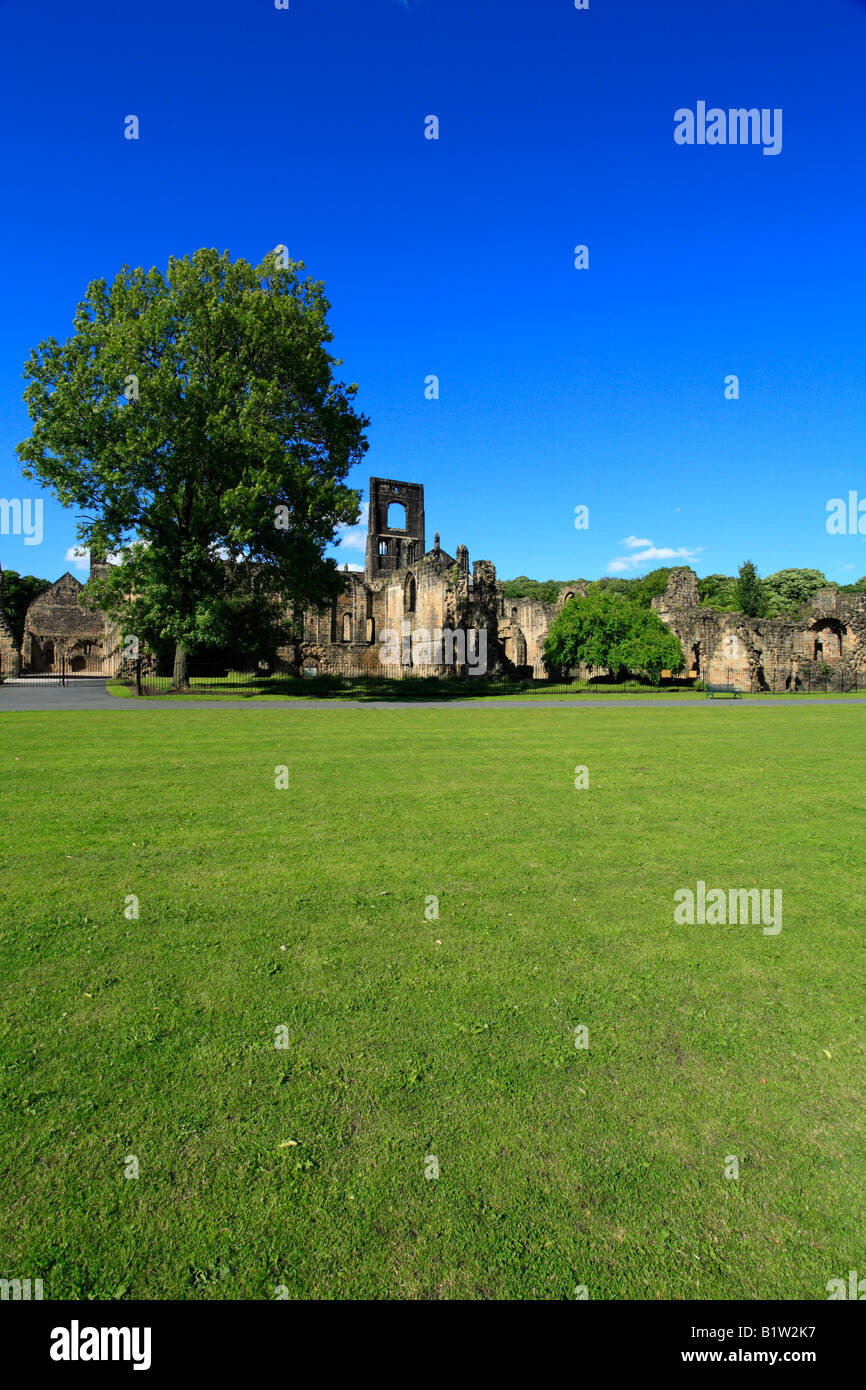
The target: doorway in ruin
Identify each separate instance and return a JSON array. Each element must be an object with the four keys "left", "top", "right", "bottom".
[{"left": 809, "top": 619, "right": 844, "bottom": 660}]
